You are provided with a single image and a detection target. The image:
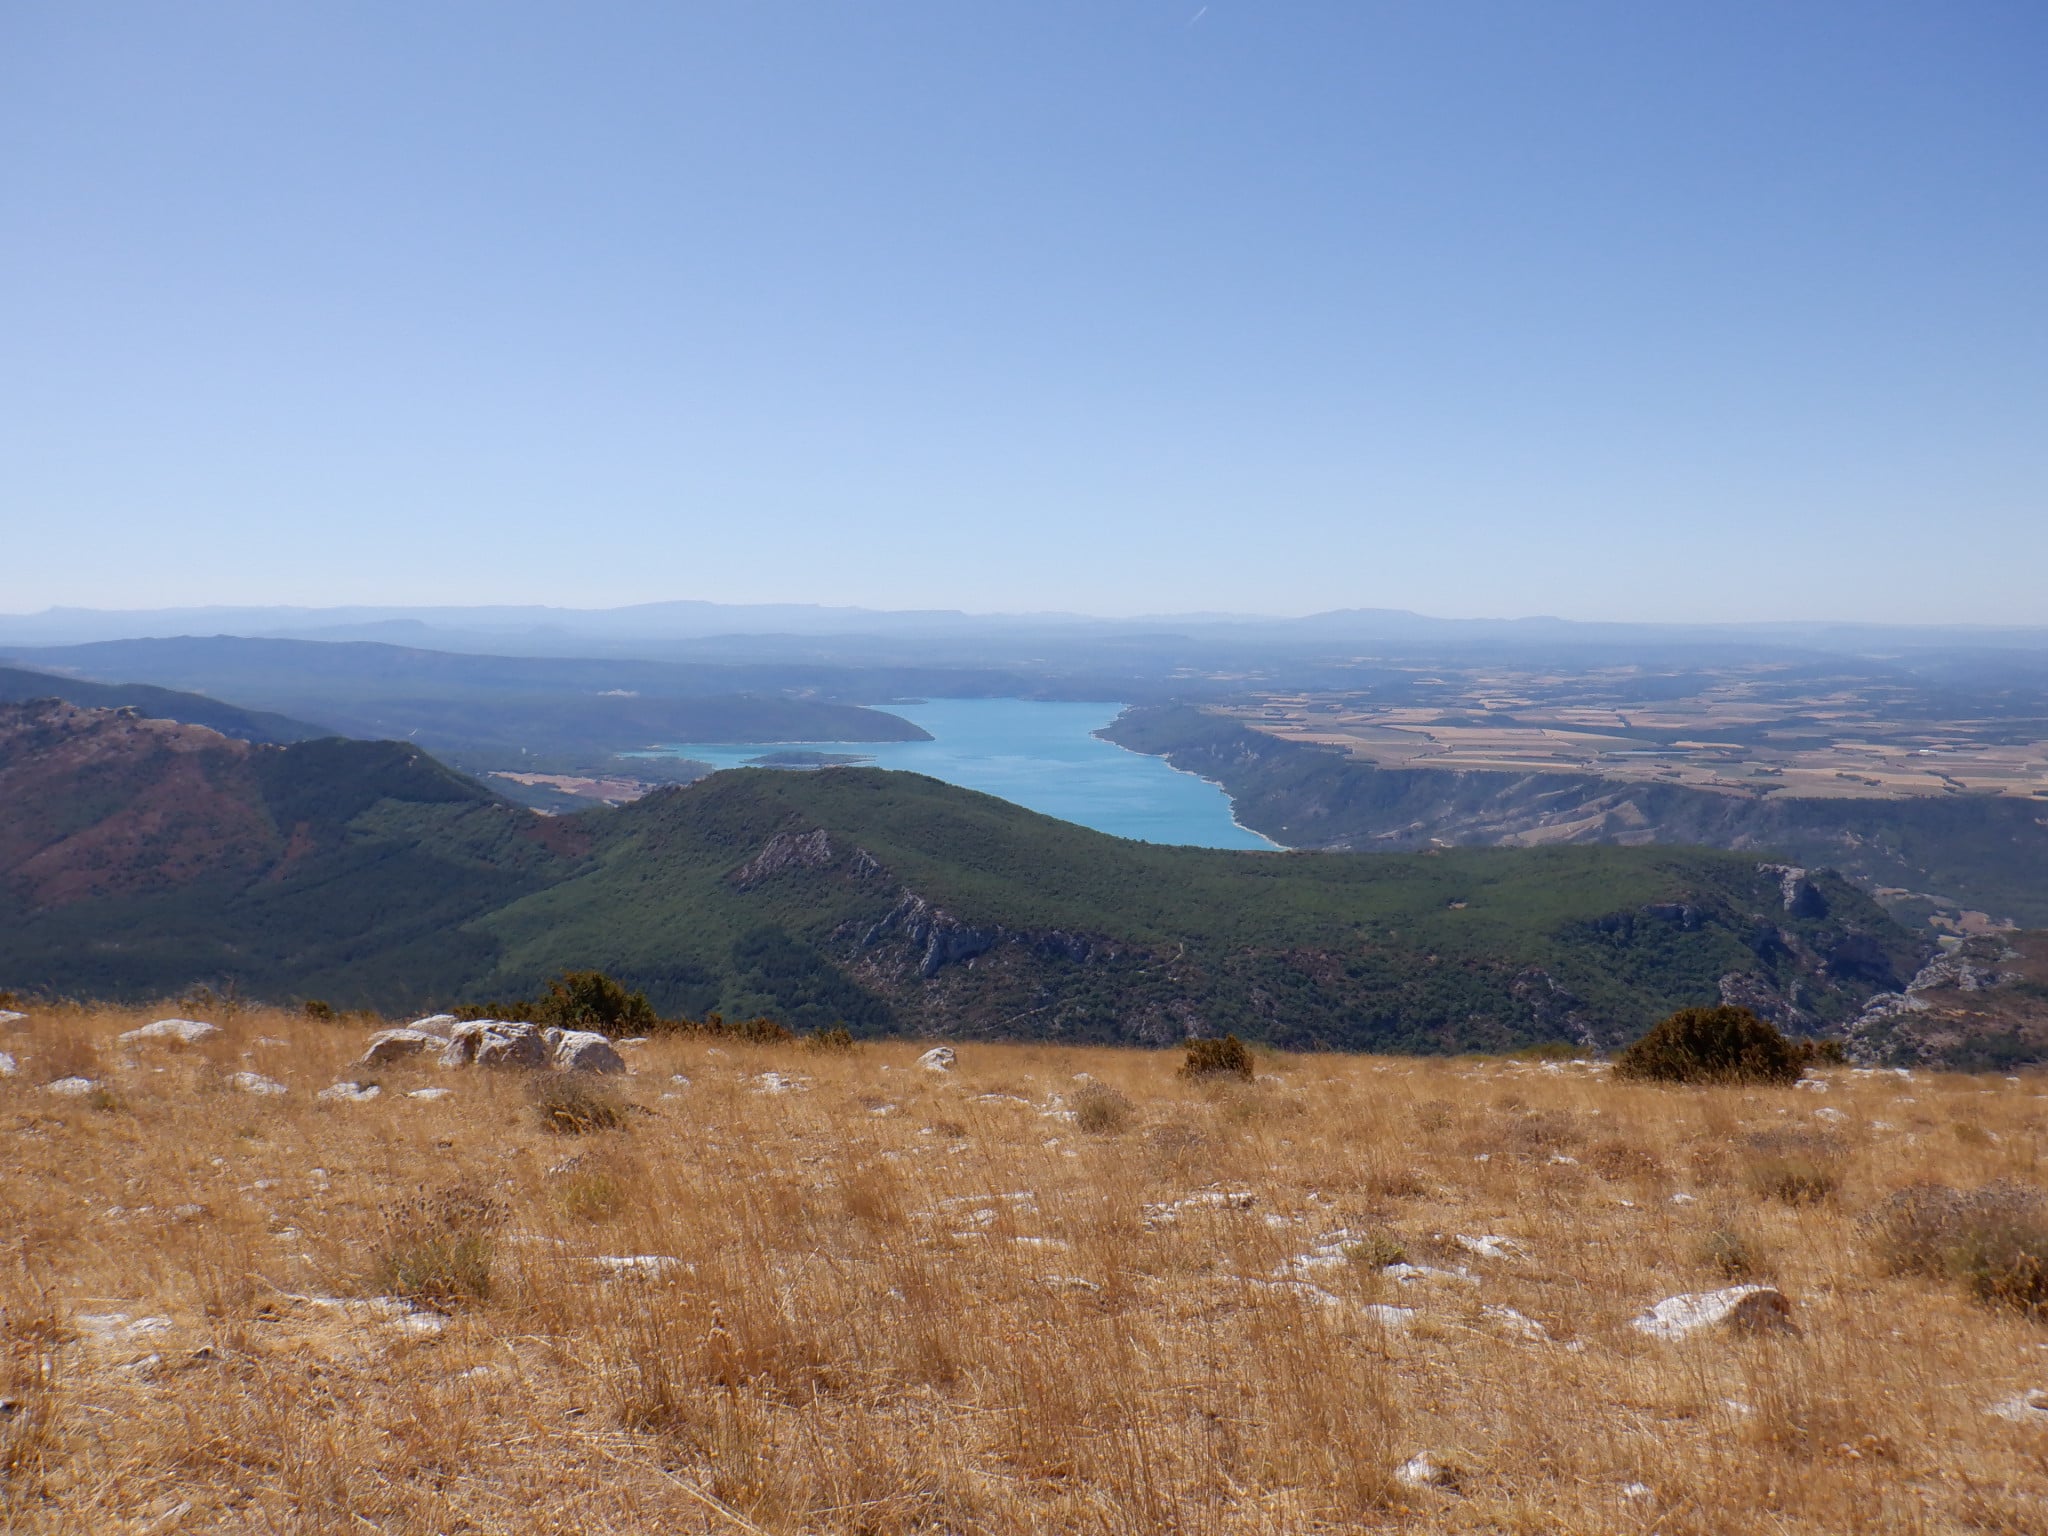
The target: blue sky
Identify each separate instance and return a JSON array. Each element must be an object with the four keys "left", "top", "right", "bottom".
[{"left": 4, "top": 2, "right": 2043, "bottom": 623}]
